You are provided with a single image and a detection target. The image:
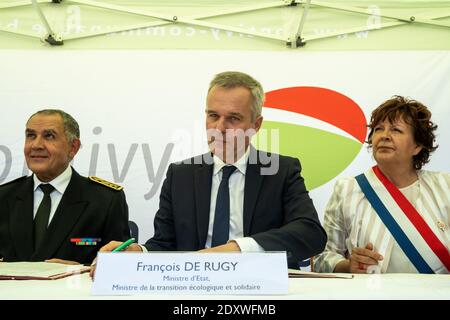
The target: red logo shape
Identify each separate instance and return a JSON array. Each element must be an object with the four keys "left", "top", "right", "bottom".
[{"left": 264, "top": 87, "right": 366, "bottom": 143}]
